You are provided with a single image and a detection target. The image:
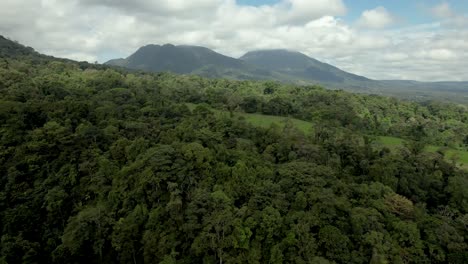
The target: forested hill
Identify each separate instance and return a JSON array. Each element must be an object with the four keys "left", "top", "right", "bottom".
[
  {"left": 0, "top": 35, "right": 110, "bottom": 71},
  {"left": 1, "top": 38, "right": 468, "bottom": 263},
  {"left": 0, "top": 36, "right": 38, "bottom": 58}
]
